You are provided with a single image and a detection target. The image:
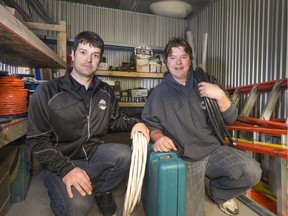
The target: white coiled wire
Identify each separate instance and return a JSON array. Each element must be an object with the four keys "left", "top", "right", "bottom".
[{"left": 123, "top": 131, "right": 148, "bottom": 216}]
